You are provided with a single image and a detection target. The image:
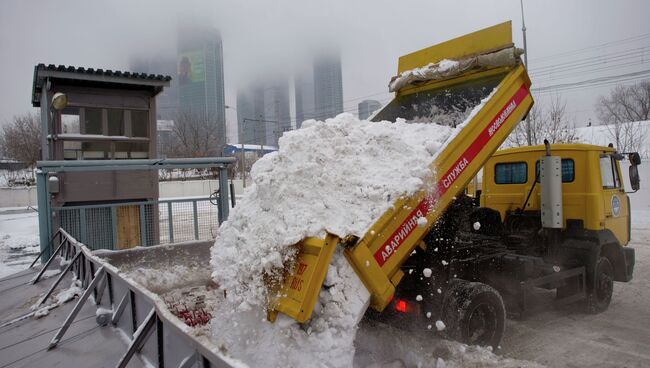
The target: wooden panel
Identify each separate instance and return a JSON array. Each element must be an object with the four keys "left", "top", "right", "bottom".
[
  {"left": 117, "top": 205, "right": 140, "bottom": 249},
  {"left": 58, "top": 171, "right": 158, "bottom": 203},
  {"left": 56, "top": 85, "right": 152, "bottom": 110}
]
